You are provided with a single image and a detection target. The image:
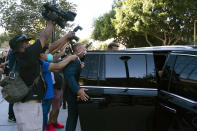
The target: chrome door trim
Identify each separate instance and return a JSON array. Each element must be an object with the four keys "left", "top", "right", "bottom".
[
  {"left": 160, "top": 103, "right": 176, "bottom": 114},
  {"left": 87, "top": 52, "right": 153, "bottom": 55},
  {"left": 80, "top": 85, "right": 157, "bottom": 91},
  {"left": 160, "top": 90, "right": 197, "bottom": 104},
  {"left": 89, "top": 97, "right": 105, "bottom": 101},
  {"left": 80, "top": 86, "right": 158, "bottom": 96},
  {"left": 171, "top": 53, "right": 197, "bottom": 58}
]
